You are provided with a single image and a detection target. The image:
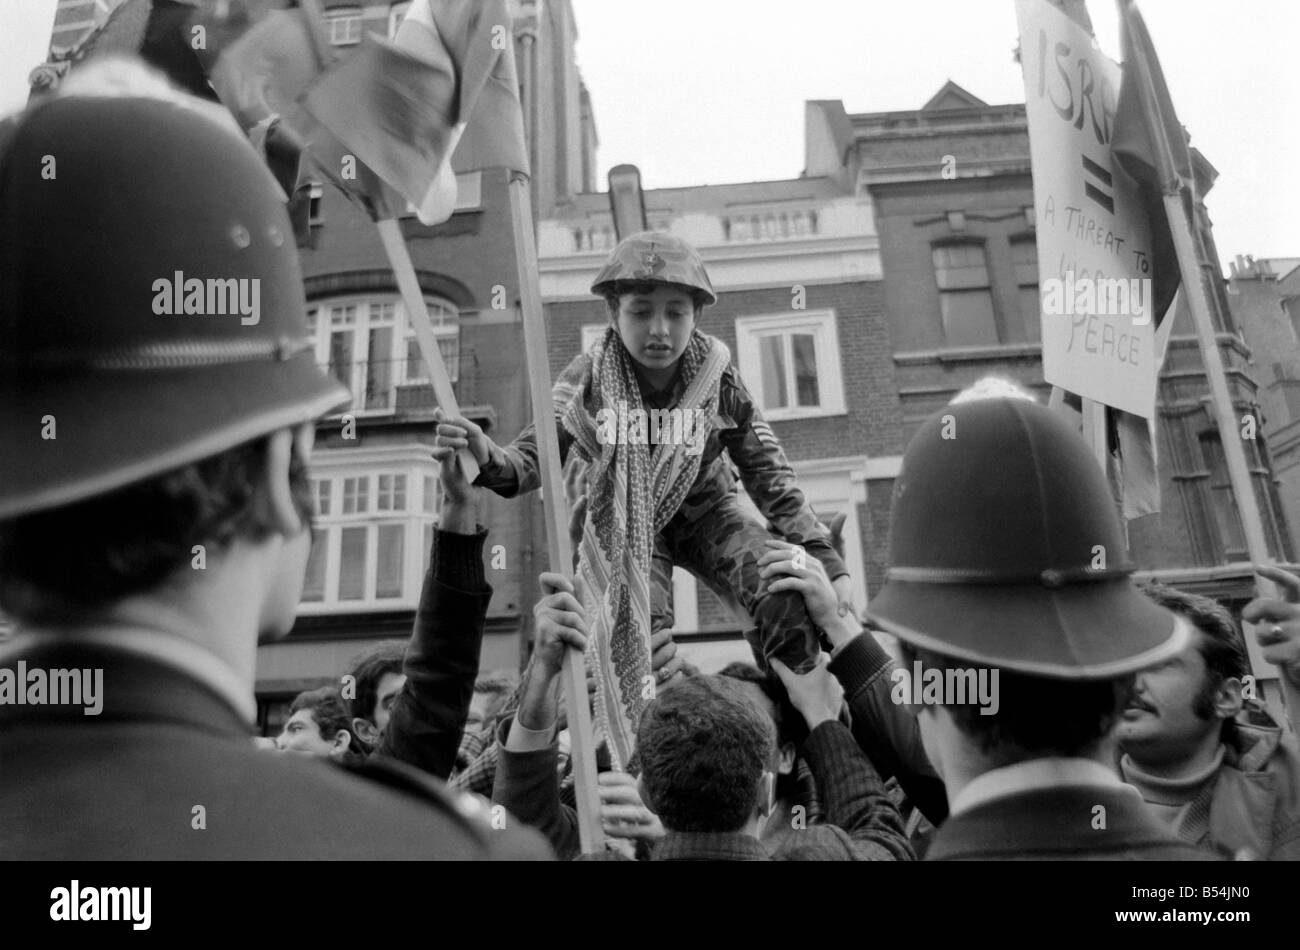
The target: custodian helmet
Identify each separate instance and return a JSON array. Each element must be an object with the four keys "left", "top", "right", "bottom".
[
  {"left": 868, "top": 397, "right": 1189, "bottom": 679},
  {"left": 0, "top": 78, "right": 348, "bottom": 520}
]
